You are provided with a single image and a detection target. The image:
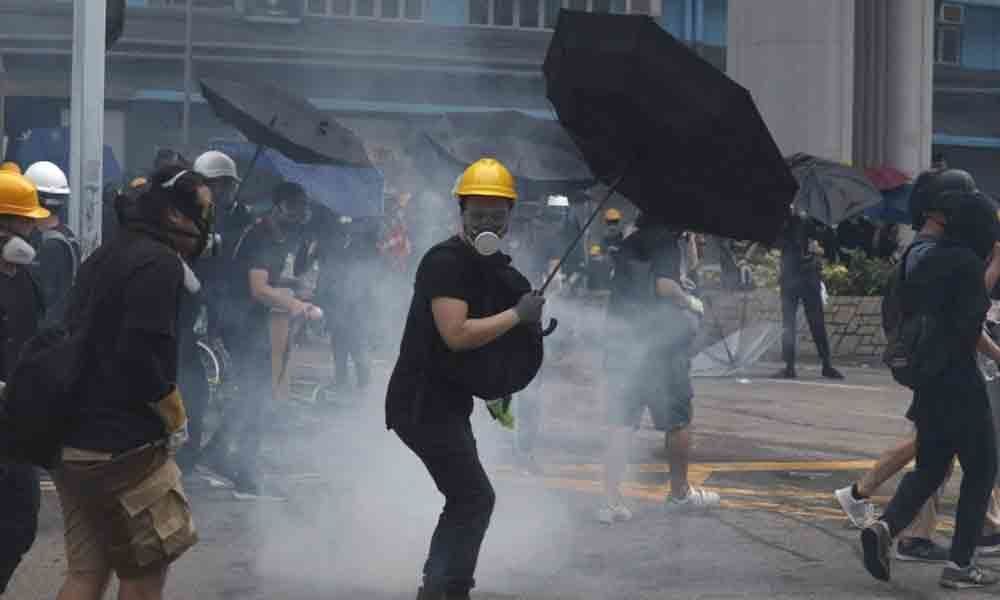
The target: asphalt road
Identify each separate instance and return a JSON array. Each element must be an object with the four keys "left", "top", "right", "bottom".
[{"left": 7, "top": 361, "right": 992, "bottom": 599}]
